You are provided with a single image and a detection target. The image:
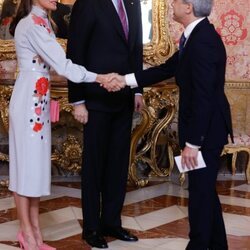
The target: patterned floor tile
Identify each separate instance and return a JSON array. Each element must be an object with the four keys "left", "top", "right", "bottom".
[{"left": 0, "top": 180, "right": 250, "bottom": 249}]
